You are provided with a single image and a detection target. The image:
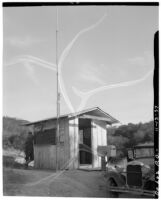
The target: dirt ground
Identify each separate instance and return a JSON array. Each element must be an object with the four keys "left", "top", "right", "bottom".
[
  {"left": 3, "top": 167, "right": 108, "bottom": 197},
  {"left": 4, "top": 167, "right": 150, "bottom": 198}
]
